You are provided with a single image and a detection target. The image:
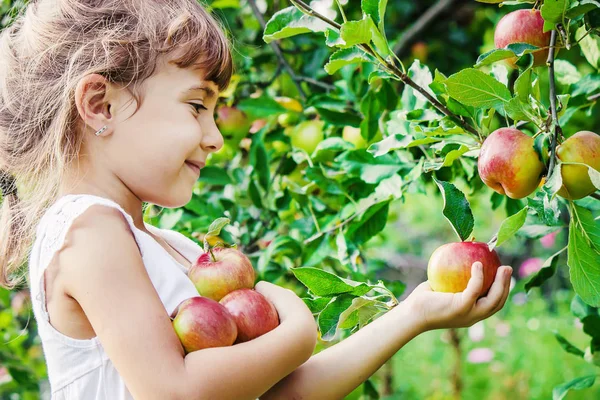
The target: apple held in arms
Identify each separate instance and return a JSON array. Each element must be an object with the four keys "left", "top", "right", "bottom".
[
  {"left": 172, "top": 246, "right": 280, "bottom": 353},
  {"left": 188, "top": 247, "right": 256, "bottom": 302},
  {"left": 220, "top": 288, "right": 280, "bottom": 343},
  {"left": 427, "top": 242, "right": 501, "bottom": 295},
  {"left": 172, "top": 296, "right": 238, "bottom": 353}
]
